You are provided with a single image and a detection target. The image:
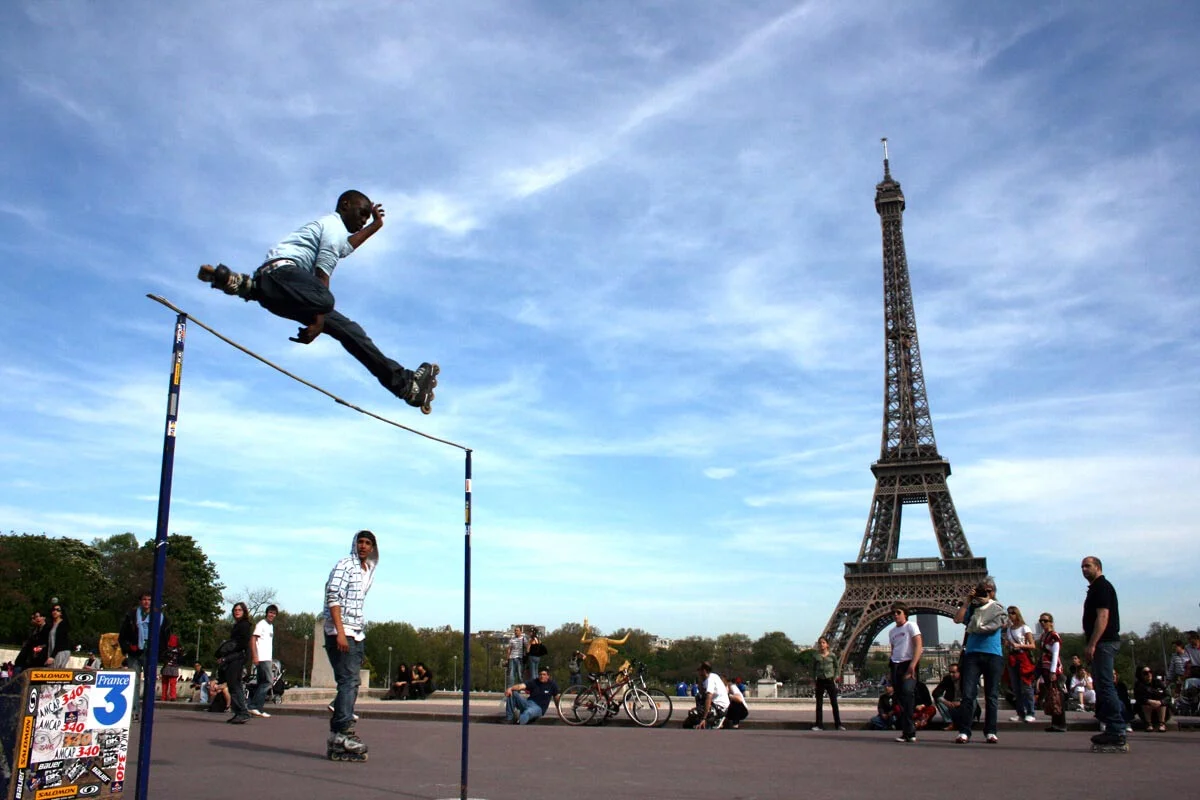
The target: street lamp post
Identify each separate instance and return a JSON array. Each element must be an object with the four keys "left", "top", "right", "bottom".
[
  {"left": 303, "top": 634, "right": 310, "bottom": 687},
  {"left": 486, "top": 641, "right": 491, "bottom": 692},
  {"left": 195, "top": 621, "right": 202, "bottom": 664},
  {"left": 1129, "top": 635, "right": 1138, "bottom": 674},
  {"left": 453, "top": 655, "right": 458, "bottom": 692},
  {"left": 387, "top": 646, "right": 393, "bottom": 691}
]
